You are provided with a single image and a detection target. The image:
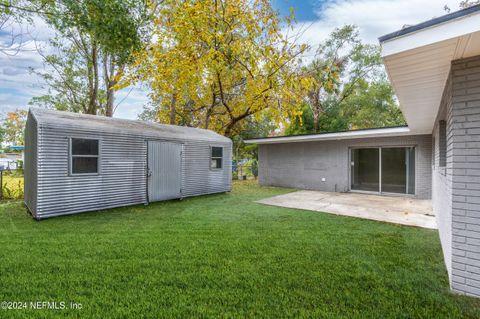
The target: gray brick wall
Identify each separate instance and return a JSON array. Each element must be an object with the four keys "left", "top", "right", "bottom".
[
  {"left": 448, "top": 56, "right": 480, "bottom": 297},
  {"left": 258, "top": 134, "right": 432, "bottom": 199}
]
